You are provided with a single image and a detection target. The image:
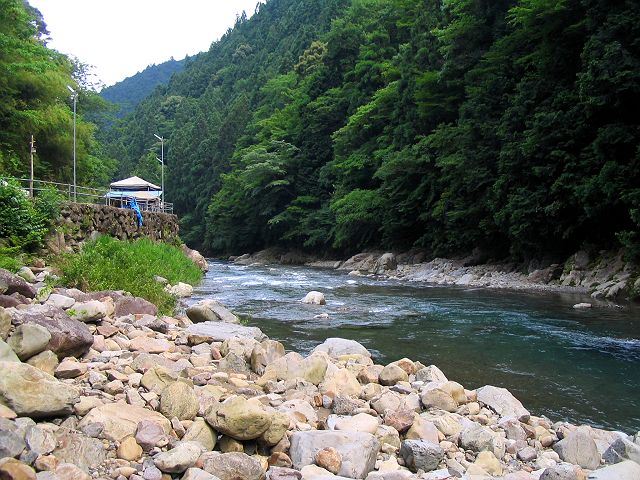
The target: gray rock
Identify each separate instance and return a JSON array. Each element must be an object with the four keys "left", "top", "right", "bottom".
[
  {"left": 399, "top": 439, "right": 444, "bottom": 472},
  {"left": 0, "top": 307, "right": 11, "bottom": 340},
  {"left": 0, "top": 361, "right": 79, "bottom": 418},
  {"left": 186, "top": 300, "right": 239, "bottom": 324},
  {"left": 415, "top": 365, "right": 448, "bottom": 383},
  {"left": 218, "top": 352, "right": 250, "bottom": 375},
  {"left": 0, "top": 339, "right": 20, "bottom": 363},
  {"left": 68, "top": 300, "right": 107, "bottom": 322},
  {"left": 52, "top": 428, "right": 105, "bottom": 472},
  {"left": 186, "top": 321, "right": 265, "bottom": 342},
  {"left": 182, "top": 468, "right": 222, "bottom": 480},
  {"left": 200, "top": 452, "right": 265, "bottom": 480},
  {"left": 602, "top": 436, "right": 640, "bottom": 464},
  {"left": 45, "top": 294, "right": 75, "bottom": 309},
  {"left": 459, "top": 423, "right": 505, "bottom": 458},
  {"left": 290, "top": 430, "right": 379, "bottom": 479},
  {"left": 0, "top": 429, "right": 25, "bottom": 459},
  {"left": 476, "top": 385, "right": 530, "bottom": 421},
  {"left": 154, "top": 441, "right": 204, "bottom": 474},
  {"left": 24, "top": 425, "right": 57, "bottom": 455},
  {"left": 553, "top": 426, "right": 600, "bottom": 470},
  {"left": 16, "top": 266, "right": 36, "bottom": 283},
  {"left": 587, "top": 461, "right": 640, "bottom": 479},
  {"left": 540, "top": 464, "right": 586, "bottom": 480},
  {"left": 266, "top": 467, "right": 302, "bottom": 480},
  {"left": 0, "top": 268, "right": 36, "bottom": 298},
  {"left": 312, "top": 338, "right": 371, "bottom": 358},
  {"left": 6, "top": 323, "right": 51, "bottom": 360}
]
